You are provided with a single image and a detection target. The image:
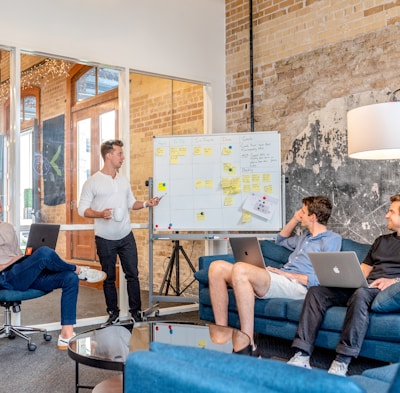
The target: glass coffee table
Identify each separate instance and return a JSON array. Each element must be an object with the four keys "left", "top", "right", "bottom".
[{"left": 68, "top": 321, "right": 250, "bottom": 393}]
